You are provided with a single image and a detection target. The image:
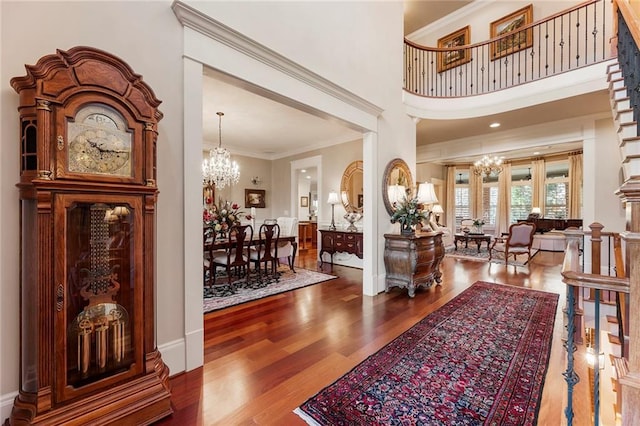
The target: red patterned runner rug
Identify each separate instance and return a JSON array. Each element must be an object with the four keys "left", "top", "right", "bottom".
[{"left": 295, "top": 281, "right": 559, "bottom": 425}]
